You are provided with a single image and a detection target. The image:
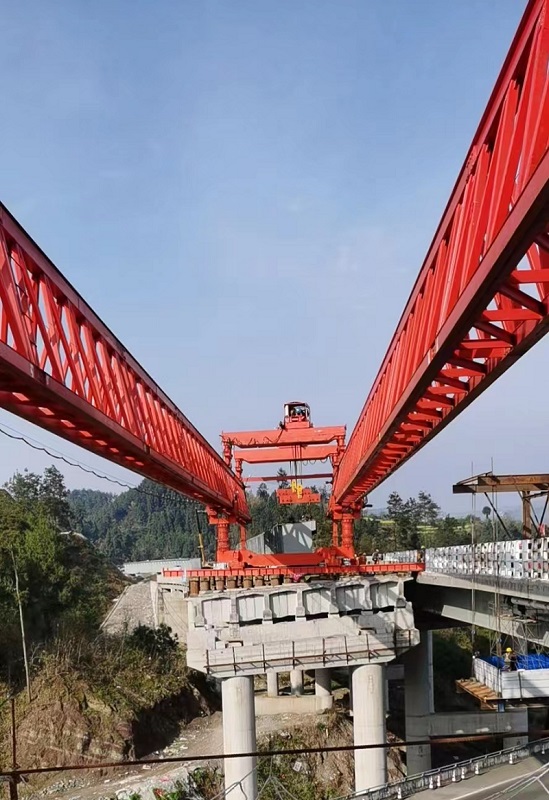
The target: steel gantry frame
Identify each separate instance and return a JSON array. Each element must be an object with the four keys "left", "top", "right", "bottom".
[
  {"left": 218, "top": 404, "right": 347, "bottom": 563},
  {"left": 1, "top": 0, "right": 548, "bottom": 568},
  {"left": 333, "top": 0, "right": 549, "bottom": 514},
  {"left": 0, "top": 204, "right": 249, "bottom": 523}
]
